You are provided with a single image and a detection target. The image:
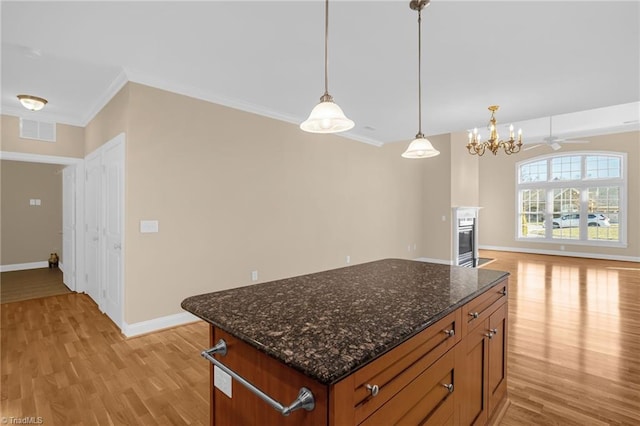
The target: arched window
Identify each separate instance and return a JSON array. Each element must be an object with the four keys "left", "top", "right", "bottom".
[{"left": 516, "top": 152, "right": 626, "bottom": 247}]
